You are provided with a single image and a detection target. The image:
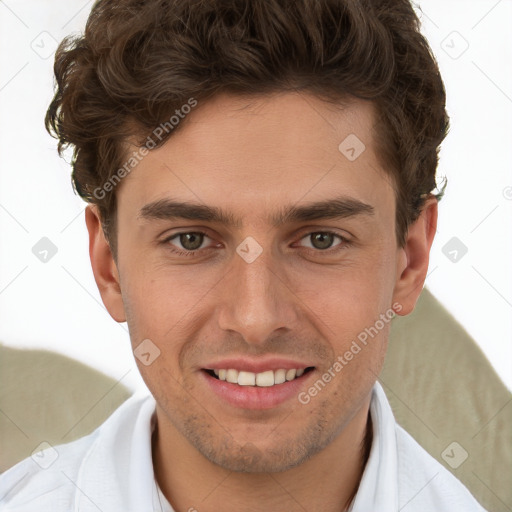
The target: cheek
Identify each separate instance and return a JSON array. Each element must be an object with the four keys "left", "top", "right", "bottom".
[
  {"left": 122, "top": 274, "right": 197, "bottom": 399},
  {"left": 120, "top": 262, "right": 223, "bottom": 389},
  {"left": 291, "top": 251, "right": 397, "bottom": 391},
  {"left": 295, "top": 250, "right": 397, "bottom": 332},
  {"left": 121, "top": 263, "right": 209, "bottom": 336}
]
